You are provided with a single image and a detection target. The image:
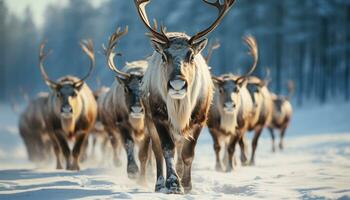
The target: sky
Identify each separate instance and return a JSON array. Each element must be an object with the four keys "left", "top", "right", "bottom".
[{"left": 4, "top": 0, "right": 107, "bottom": 28}]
